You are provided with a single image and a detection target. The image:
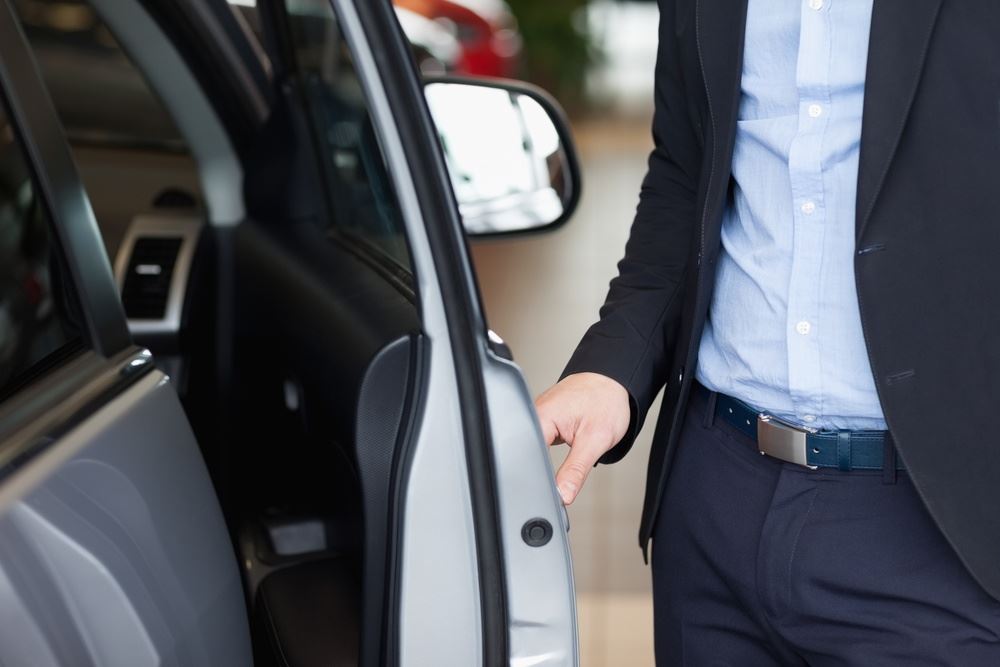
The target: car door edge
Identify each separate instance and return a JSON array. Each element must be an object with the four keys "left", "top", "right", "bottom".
[
  {"left": 333, "top": 0, "right": 509, "bottom": 664},
  {"left": 0, "top": 349, "right": 154, "bottom": 512}
]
